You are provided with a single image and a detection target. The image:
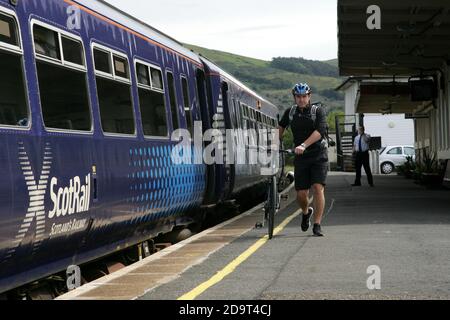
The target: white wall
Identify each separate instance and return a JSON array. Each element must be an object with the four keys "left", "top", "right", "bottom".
[{"left": 363, "top": 114, "right": 415, "bottom": 147}]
